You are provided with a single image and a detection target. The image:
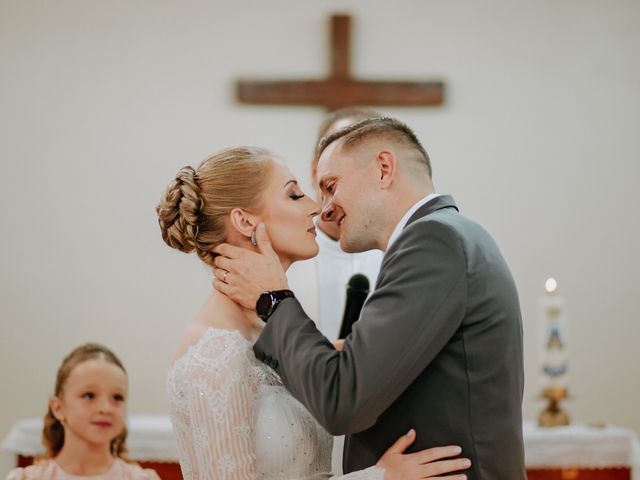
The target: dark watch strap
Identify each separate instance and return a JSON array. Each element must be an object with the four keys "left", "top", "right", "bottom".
[{"left": 256, "top": 290, "right": 295, "bottom": 322}]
